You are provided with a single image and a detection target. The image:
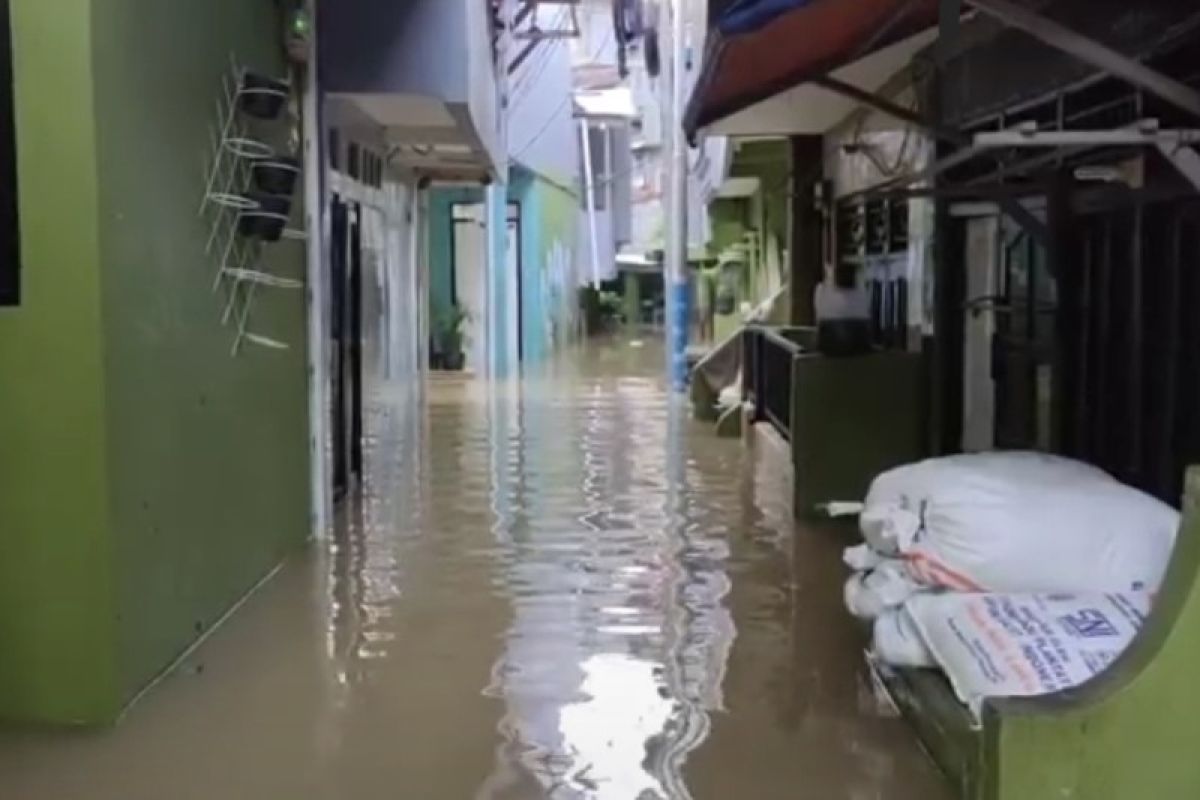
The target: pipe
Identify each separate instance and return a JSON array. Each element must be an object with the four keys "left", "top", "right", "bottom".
[{"left": 665, "top": 0, "right": 690, "bottom": 391}]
